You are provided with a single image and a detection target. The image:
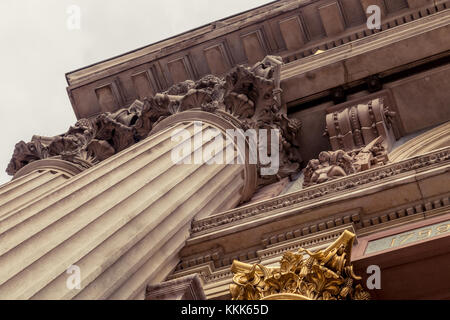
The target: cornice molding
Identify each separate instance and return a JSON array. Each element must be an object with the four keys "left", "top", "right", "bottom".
[
  {"left": 389, "top": 121, "right": 450, "bottom": 162},
  {"left": 281, "top": 8, "right": 450, "bottom": 80},
  {"left": 66, "top": 0, "right": 305, "bottom": 86},
  {"left": 13, "top": 158, "right": 90, "bottom": 180},
  {"left": 170, "top": 225, "right": 356, "bottom": 283},
  {"left": 175, "top": 194, "right": 450, "bottom": 280},
  {"left": 191, "top": 147, "right": 450, "bottom": 235}
]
